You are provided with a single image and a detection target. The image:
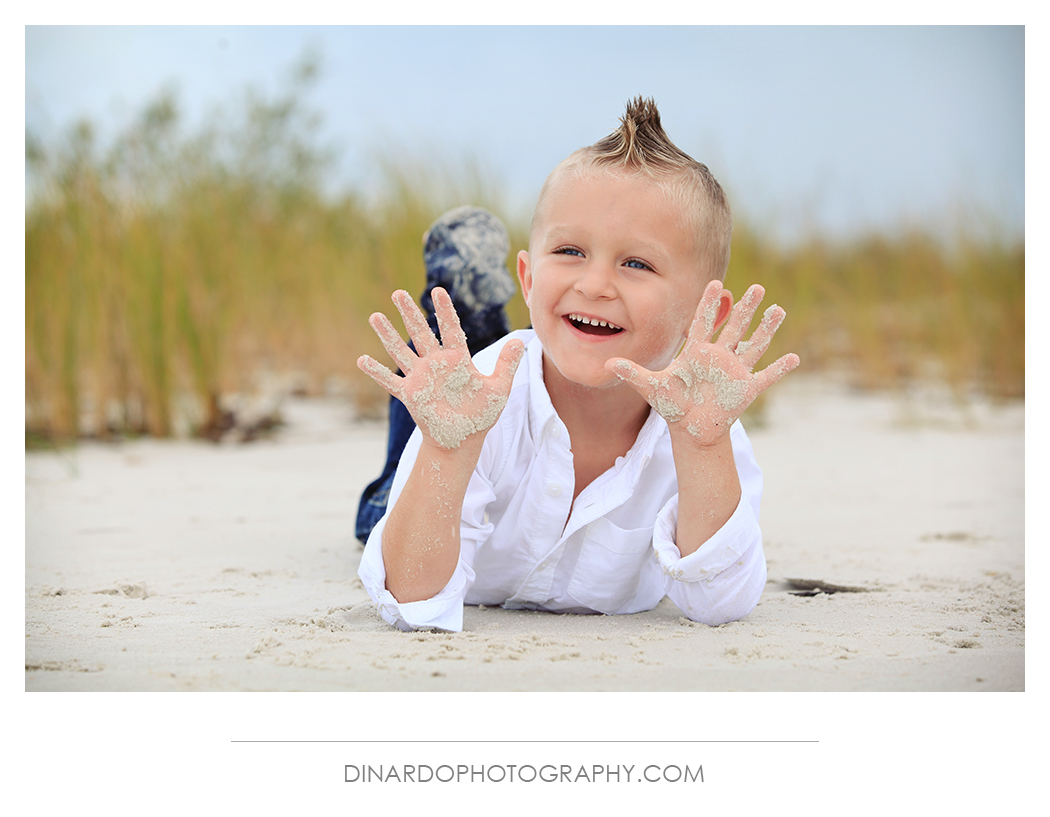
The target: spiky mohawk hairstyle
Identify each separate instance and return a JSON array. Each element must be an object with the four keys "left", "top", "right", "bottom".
[
  {"left": 590, "top": 96, "right": 700, "bottom": 172},
  {"left": 532, "top": 97, "right": 733, "bottom": 281}
]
